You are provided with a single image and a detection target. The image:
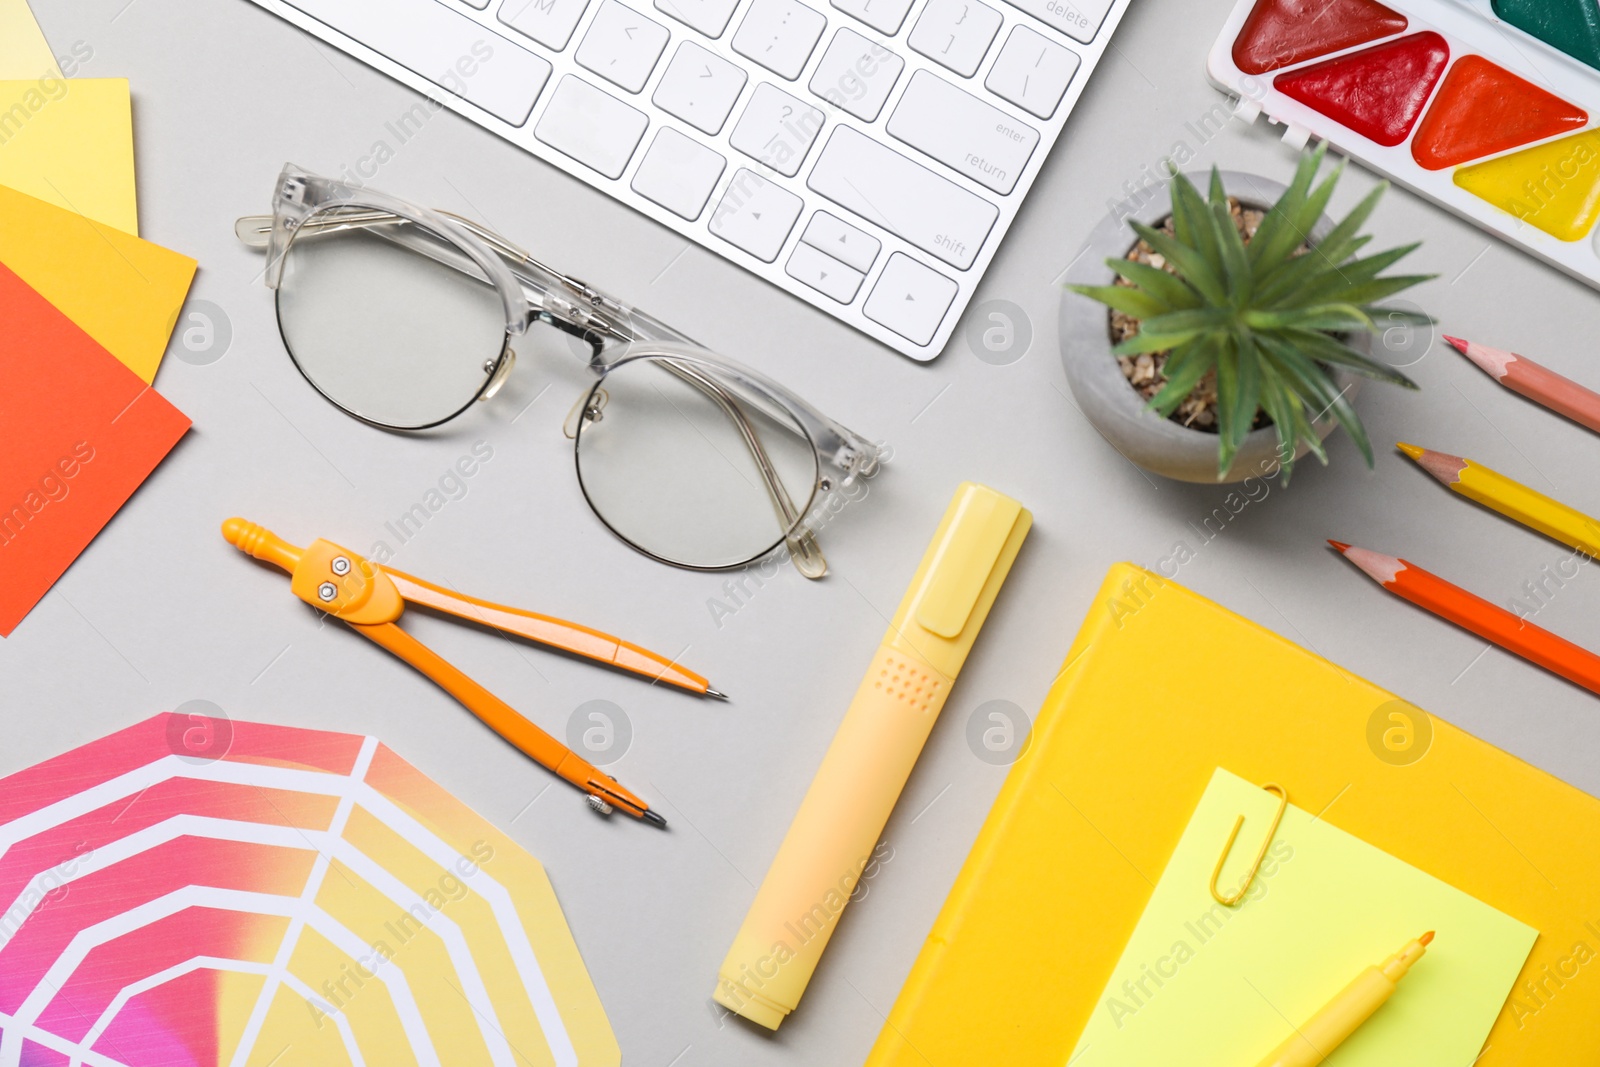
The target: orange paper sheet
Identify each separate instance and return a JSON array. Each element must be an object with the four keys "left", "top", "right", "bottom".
[{"left": 0, "top": 261, "right": 189, "bottom": 636}]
